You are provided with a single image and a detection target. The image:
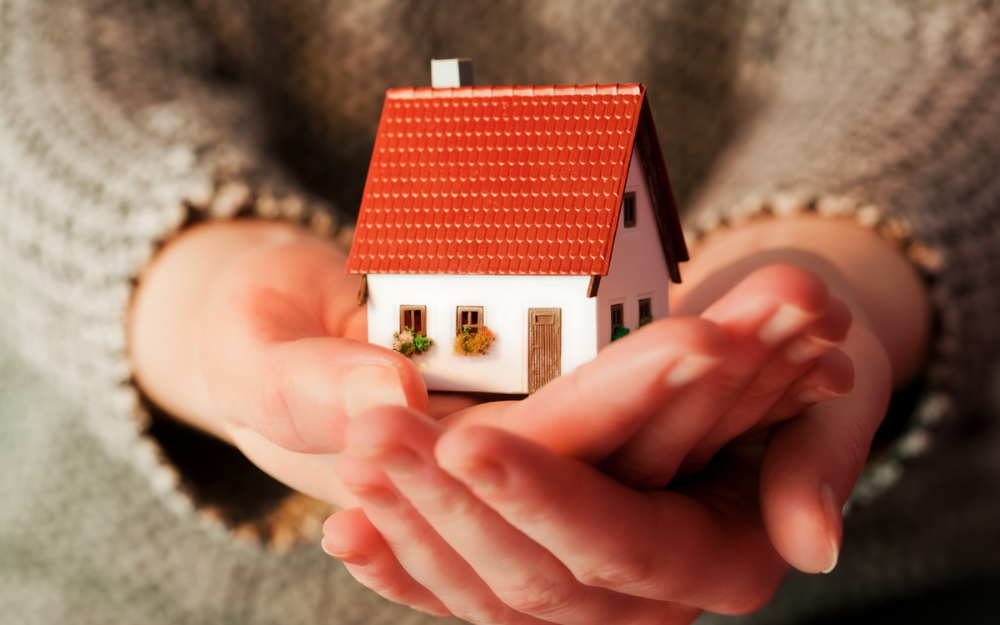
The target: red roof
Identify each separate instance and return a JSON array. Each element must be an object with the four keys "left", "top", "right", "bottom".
[{"left": 347, "top": 83, "right": 687, "bottom": 277}]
